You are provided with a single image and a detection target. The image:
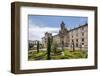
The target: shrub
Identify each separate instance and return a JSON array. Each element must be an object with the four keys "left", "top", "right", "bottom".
[{"left": 64, "top": 50, "right": 87, "bottom": 59}]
